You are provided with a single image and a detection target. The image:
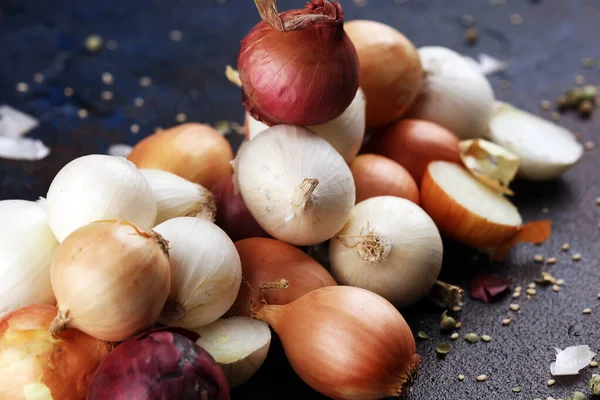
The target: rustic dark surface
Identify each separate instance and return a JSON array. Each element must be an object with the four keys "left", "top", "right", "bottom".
[{"left": 1, "top": 0, "right": 600, "bottom": 399}]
